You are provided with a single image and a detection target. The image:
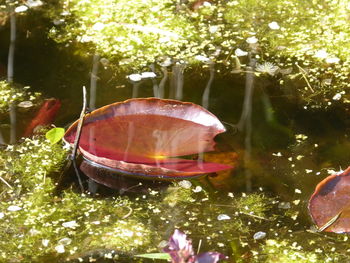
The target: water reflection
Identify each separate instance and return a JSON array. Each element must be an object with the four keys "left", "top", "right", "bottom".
[
  {"left": 201, "top": 61, "right": 215, "bottom": 109},
  {"left": 89, "top": 53, "right": 100, "bottom": 110},
  {"left": 237, "top": 54, "right": 256, "bottom": 192},
  {"left": 170, "top": 62, "right": 185, "bottom": 100},
  {"left": 80, "top": 158, "right": 170, "bottom": 194}
]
